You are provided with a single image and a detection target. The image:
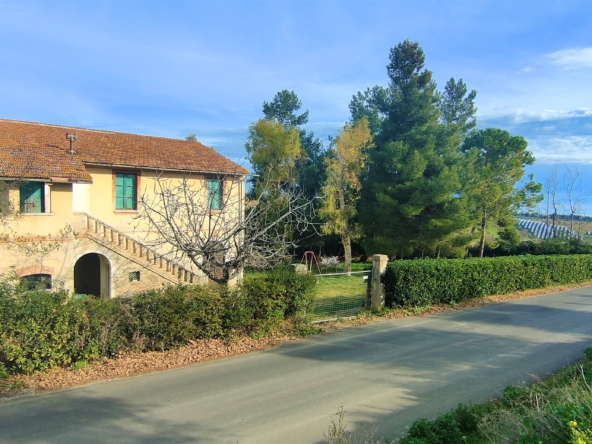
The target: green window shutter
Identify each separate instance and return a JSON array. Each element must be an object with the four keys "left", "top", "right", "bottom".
[
  {"left": 115, "top": 173, "right": 137, "bottom": 210},
  {"left": 207, "top": 178, "right": 222, "bottom": 210},
  {"left": 19, "top": 182, "right": 44, "bottom": 213},
  {"left": 124, "top": 174, "right": 136, "bottom": 209},
  {"left": 115, "top": 174, "right": 125, "bottom": 209}
]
